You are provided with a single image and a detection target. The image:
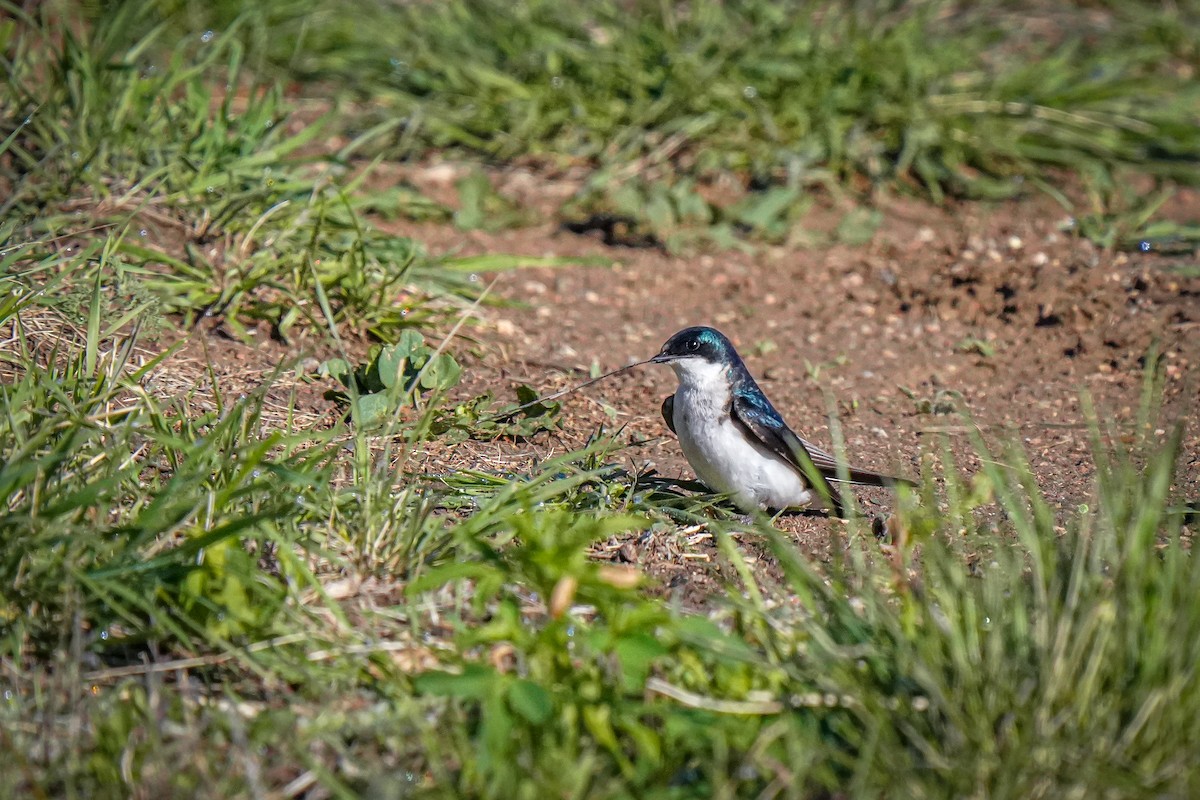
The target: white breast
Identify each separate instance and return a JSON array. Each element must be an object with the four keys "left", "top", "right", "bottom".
[{"left": 669, "top": 360, "right": 813, "bottom": 511}]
